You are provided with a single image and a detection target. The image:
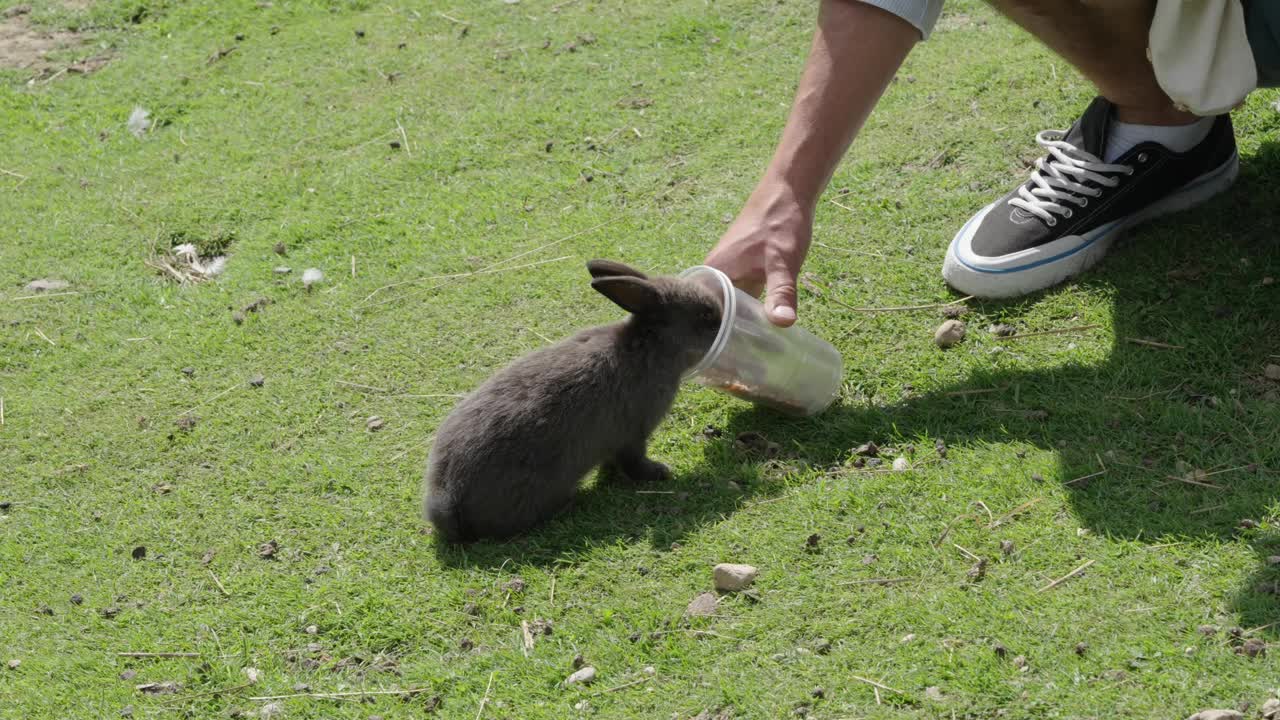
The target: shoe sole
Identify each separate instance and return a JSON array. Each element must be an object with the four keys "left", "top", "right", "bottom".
[{"left": 941, "top": 150, "right": 1240, "bottom": 299}]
